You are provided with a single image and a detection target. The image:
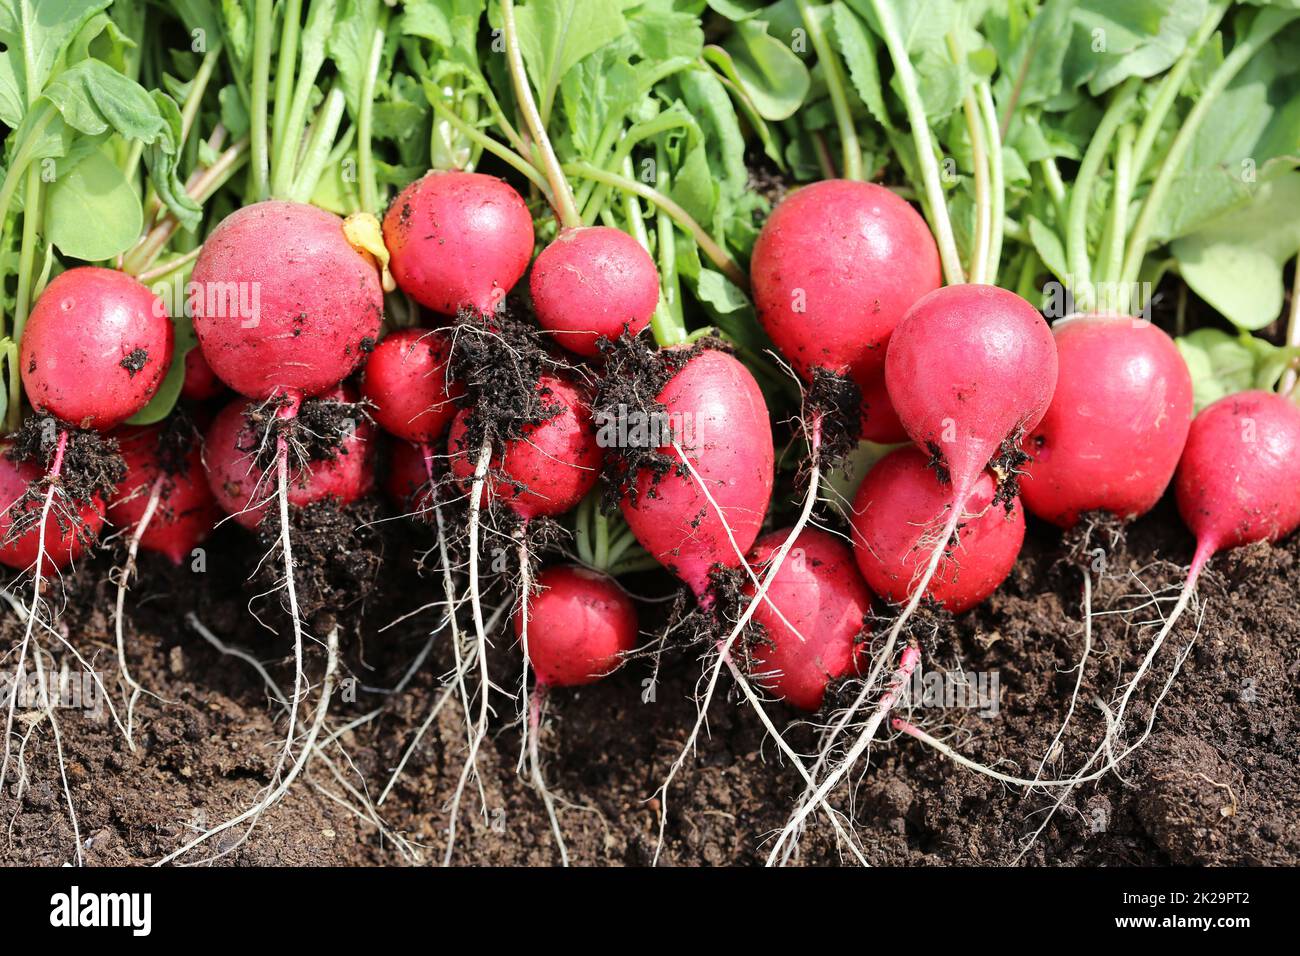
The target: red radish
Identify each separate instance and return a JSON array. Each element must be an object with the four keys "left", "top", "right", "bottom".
[
  {"left": 1021, "top": 315, "right": 1193, "bottom": 527},
  {"left": 360, "top": 328, "right": 462, "bottom": 443},
  {"left": 108, "top": 427, "right": 219, "bottom": 564},
  {"left": 181, "top": 347, "right": 226, "bottom": 402},
  {"left": 857, "top": 368, "right": 907, "bottom": 445},
  {"left": 513, "top": 565, "right": 638, "bottom": 687},
  {"left": 744, "top": 528, "right": 871, "bottom": 711},
  {"left": 751, "top": 180, "right": 940, "bottom": 439},
  {"left": 1176, "top": 390, "right": 1300, "bottom": 575},
  {"left": 0, "top": 449, "right": 105, "bottom": 572},
  {"left": 384, "top": 440, "right": 434, "bottom": 513},
  {"left": 886, "top": 284, "right": 1057, "bottom": 503},
  {"left": 620, "top": 348, "right": 775, "bottom": 599},
  {"left": 191, "top": 201, "right": 383, "bottom": 401},
  {"left": 204, "top": 389, "right": 376, "bottom": 530},
  {"left": 529, "top": 226, "right": 659, "bottom": 357},
  {"left": 22, "top": 267, "right": 174, "bottom": 430},
  {"left": 851, "top": 446, "right": 1025, "bottom": 613},
  {"left": 447, "top": 375, "right": 601, "bottom": 521},
  {"left": 384, "top": 171, "right": 535, "bottom": 317}
]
